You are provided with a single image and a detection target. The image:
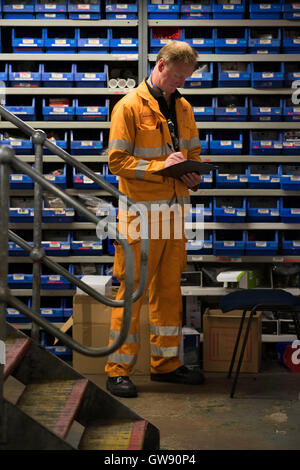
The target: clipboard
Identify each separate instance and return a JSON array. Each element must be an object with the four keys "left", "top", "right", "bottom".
[{"left": 153, "top": 160, "right": 217, "bottom": 179}]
